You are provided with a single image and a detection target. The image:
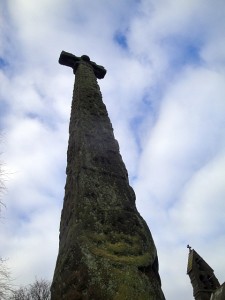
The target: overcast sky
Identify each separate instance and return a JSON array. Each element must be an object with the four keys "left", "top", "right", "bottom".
[{"left": 1, "top": 0, "right": 225, "bottom": 299}]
